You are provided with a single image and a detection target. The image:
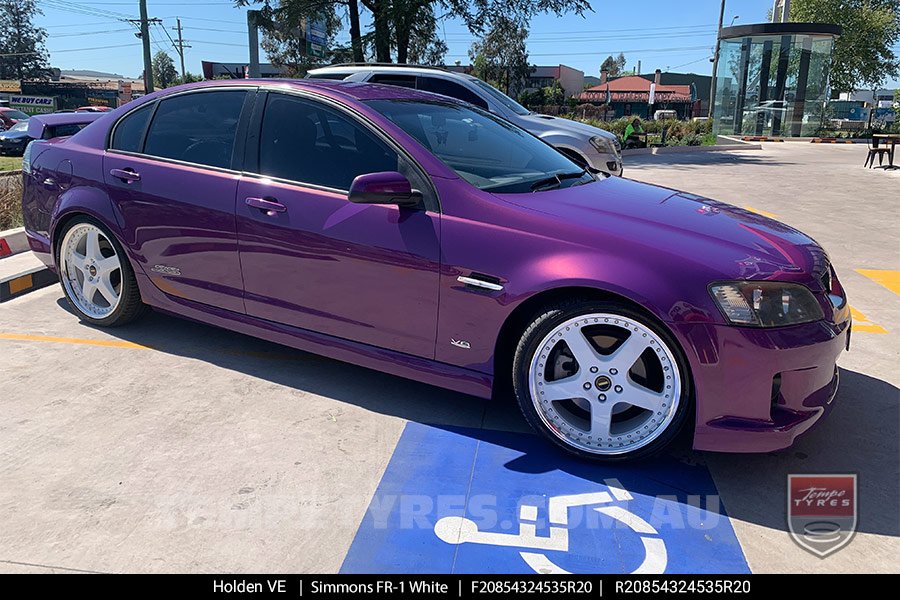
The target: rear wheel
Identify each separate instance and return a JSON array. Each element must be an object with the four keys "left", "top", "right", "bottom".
[
  {"left": 58, "top": 217, "right": 147, "bottom": 327},
  {"left": 512, "top": 299, "right": 691, "bottom": 461}
]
